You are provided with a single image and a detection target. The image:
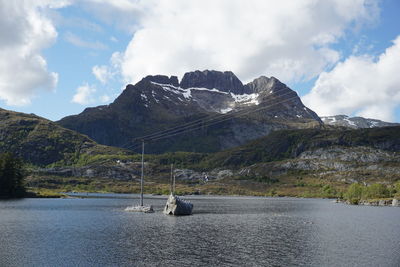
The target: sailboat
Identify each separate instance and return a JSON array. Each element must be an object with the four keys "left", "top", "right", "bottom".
[
  {"left": 163, "top": 164, "right": 193, "bottom": 216},
  {"left": 125, "top": 140, "right": 154, "bottom": 213}
]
